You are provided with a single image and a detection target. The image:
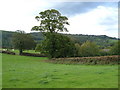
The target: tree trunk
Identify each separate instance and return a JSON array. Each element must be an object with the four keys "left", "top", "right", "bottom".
[{"left": 19, "top": 49, "right": 23, "bottom": 55}]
